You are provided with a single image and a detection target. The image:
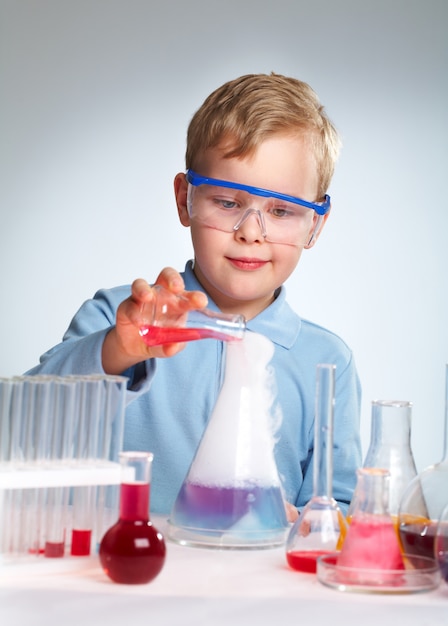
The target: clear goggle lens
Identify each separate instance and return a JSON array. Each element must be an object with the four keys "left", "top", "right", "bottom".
[{"left": 186, "top": 176, "right": 326, "bottom": 247}]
